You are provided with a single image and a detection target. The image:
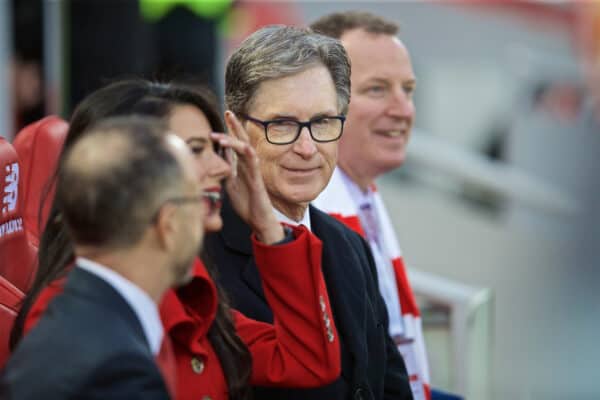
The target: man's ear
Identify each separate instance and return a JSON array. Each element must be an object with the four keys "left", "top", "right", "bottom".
[{"left": 154, "top": 203, "right": 178, "bottom": 251}]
